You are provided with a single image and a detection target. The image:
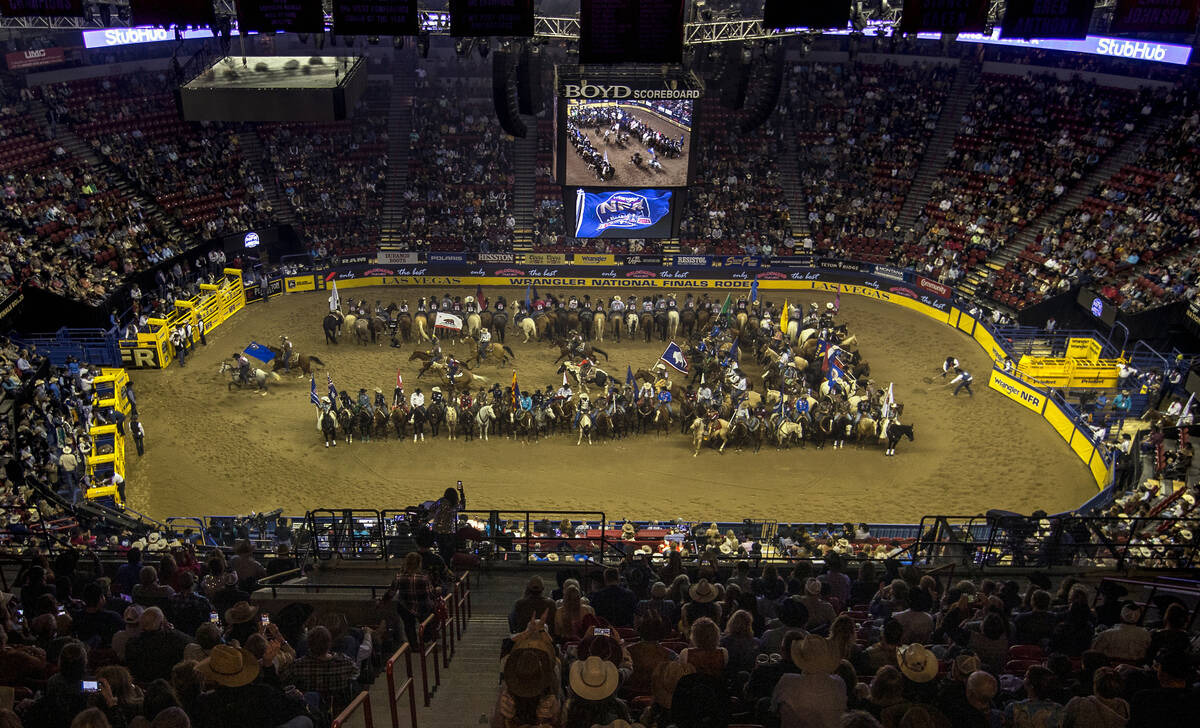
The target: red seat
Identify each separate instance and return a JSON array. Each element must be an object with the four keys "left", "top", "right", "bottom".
[{"left": 1008, "top": 645, "right": 1044, "bottom": 661}]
